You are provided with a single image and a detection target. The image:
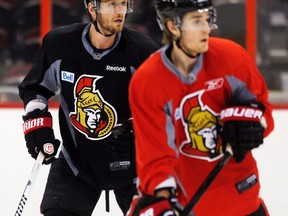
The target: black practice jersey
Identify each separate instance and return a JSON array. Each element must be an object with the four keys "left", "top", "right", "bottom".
[{"left": 19, "top": 23, "right": 159, "bottom": 189}]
